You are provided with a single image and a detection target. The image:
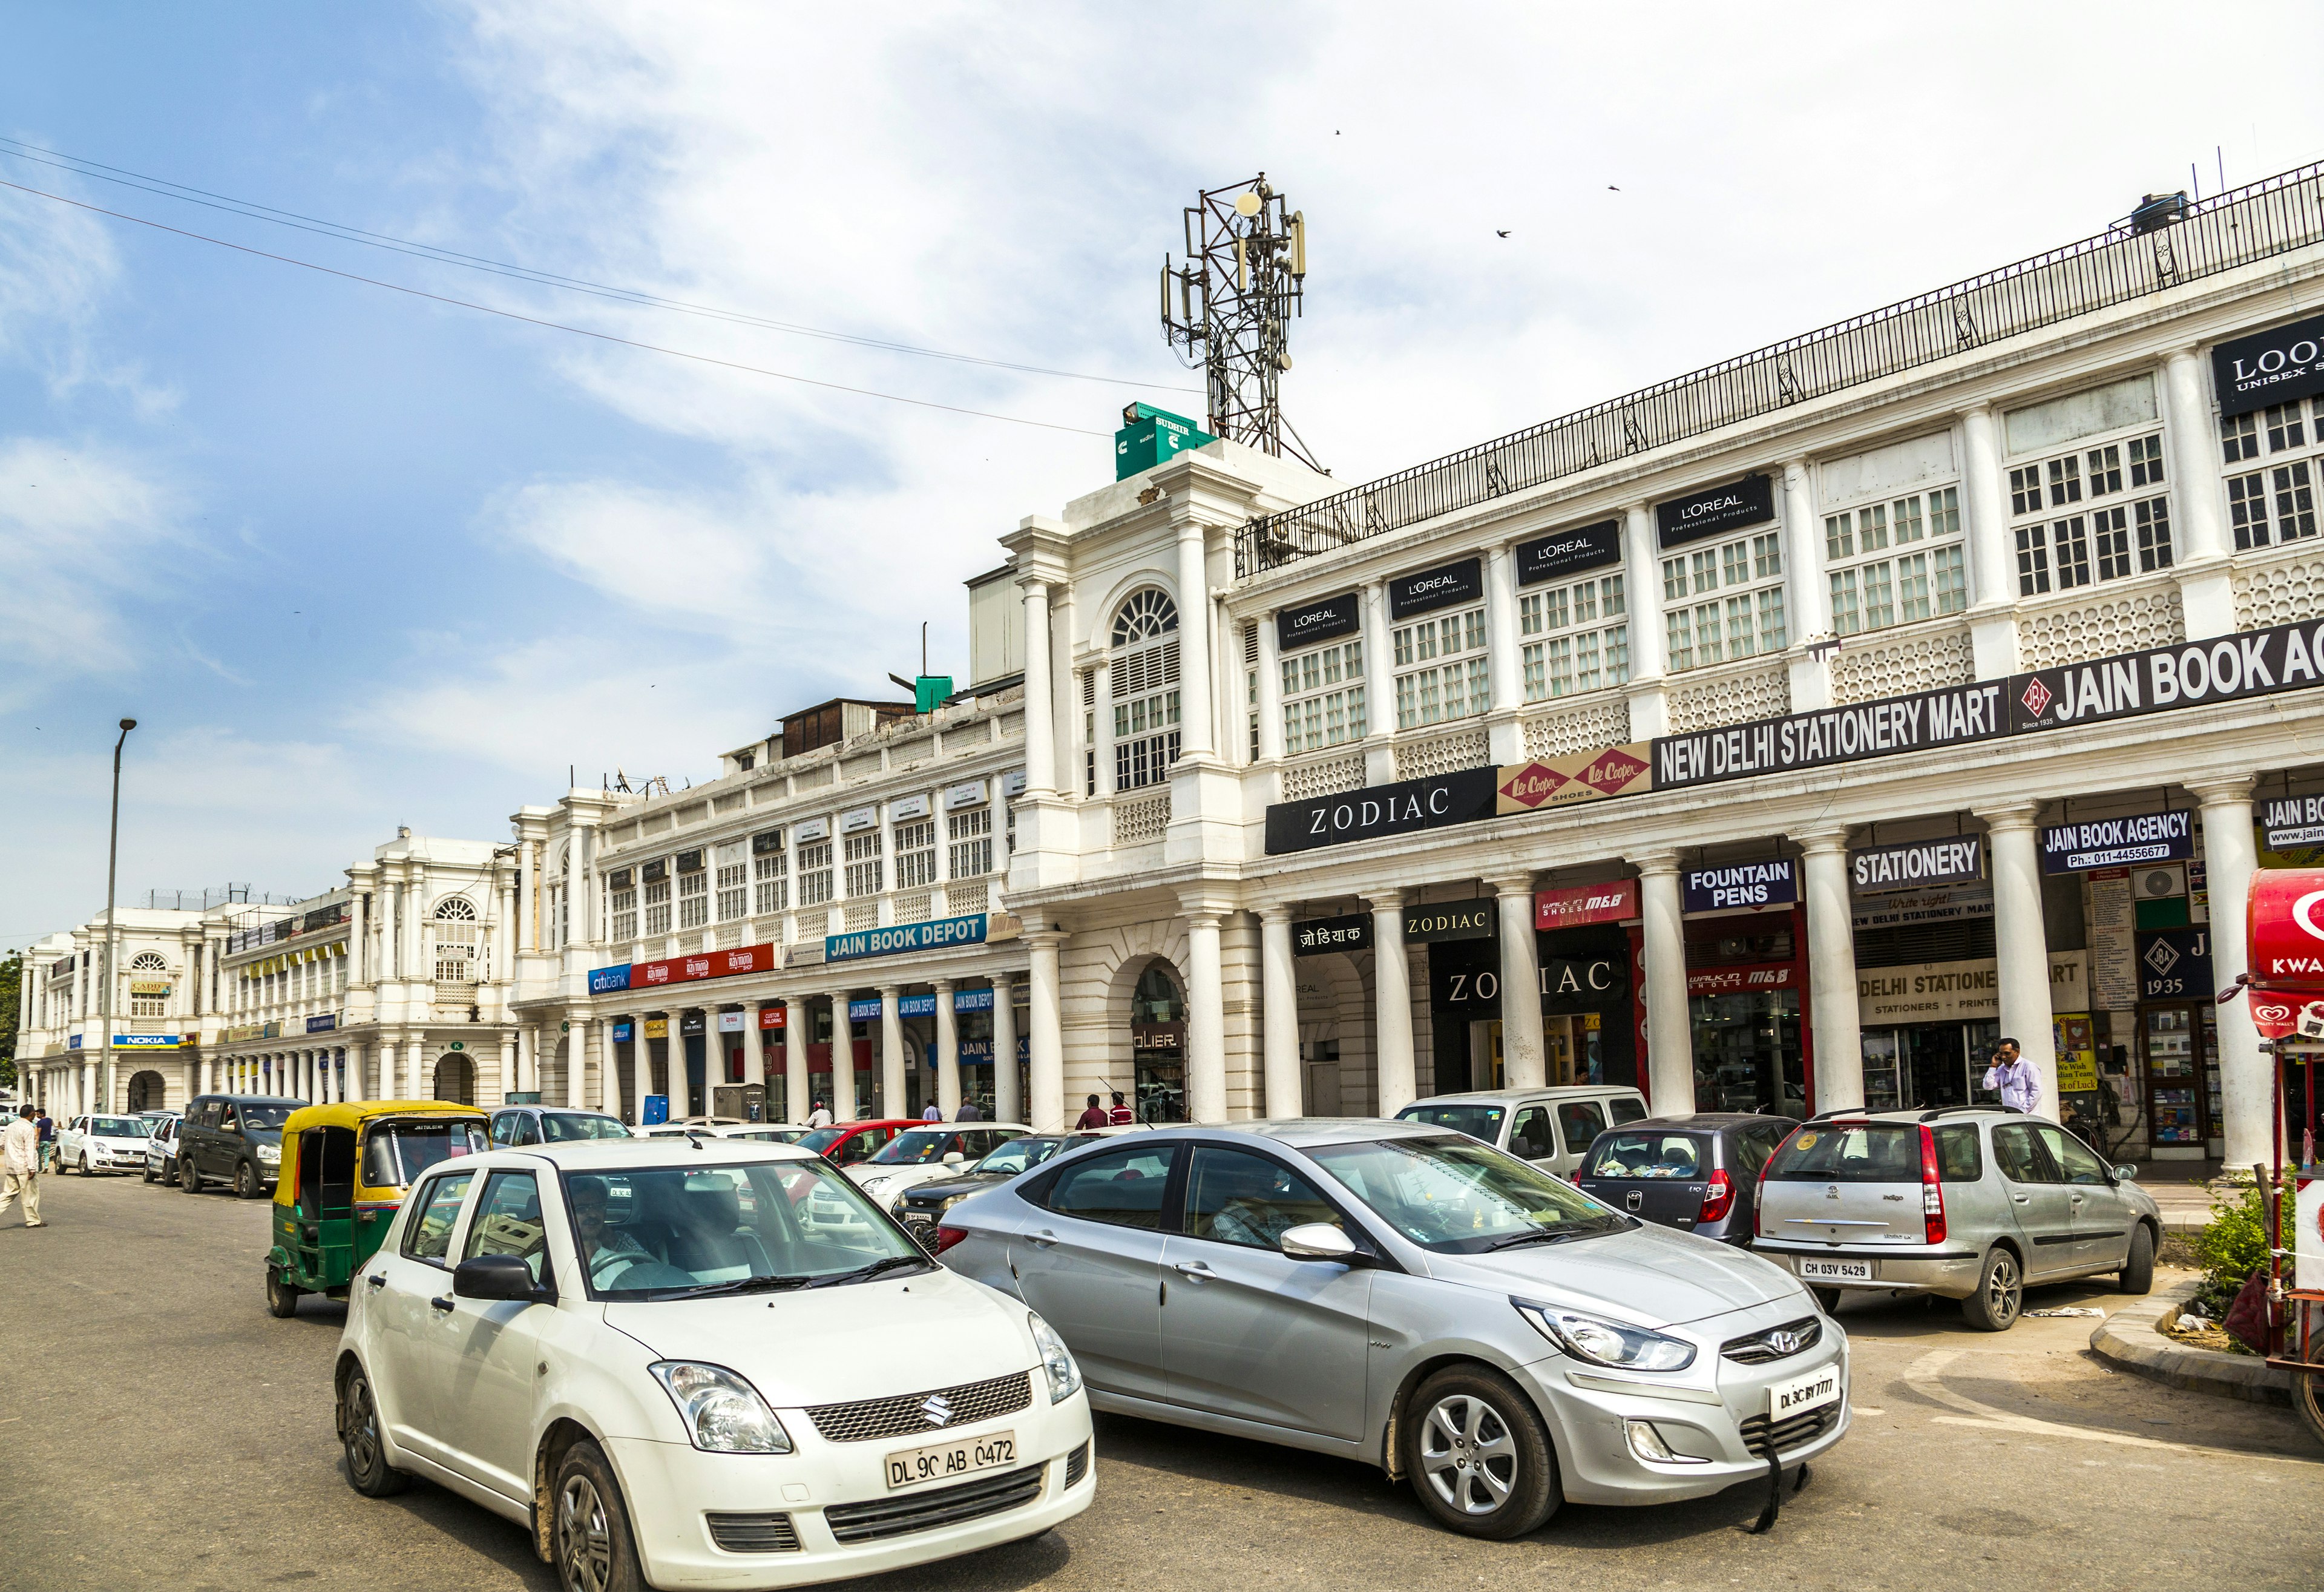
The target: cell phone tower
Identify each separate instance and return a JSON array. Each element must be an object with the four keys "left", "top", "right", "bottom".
[{"left": 1159, "top": 174, "right": 1321, "bottom": 472}]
